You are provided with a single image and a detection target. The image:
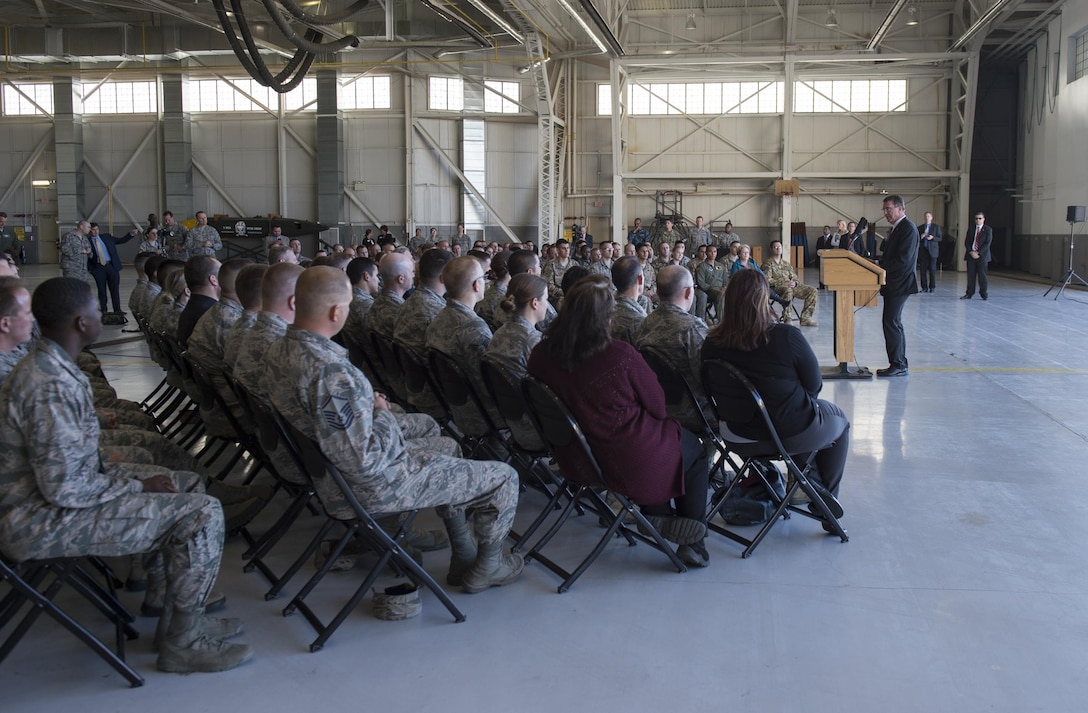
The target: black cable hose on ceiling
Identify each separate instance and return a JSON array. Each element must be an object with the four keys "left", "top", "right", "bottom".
[
  {"left": 232, "top": 0, "right": 311, "bottom": 87},
  {"left": 277, "top": 0, "right": 371, "bottom": 26},
  {"left": 259, "top": 0, "right": 360, "bottom": 54},
  {"left": 212, "top": 0, "right": 320, "bottom": 92}
]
